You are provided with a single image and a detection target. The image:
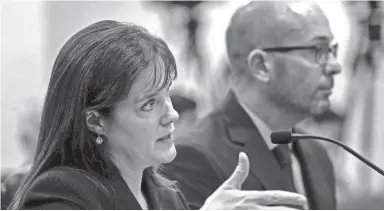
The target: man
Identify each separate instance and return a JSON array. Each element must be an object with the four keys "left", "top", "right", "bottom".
[{"left": 163, "top": 1, "right": 341, "bottom": 209}]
